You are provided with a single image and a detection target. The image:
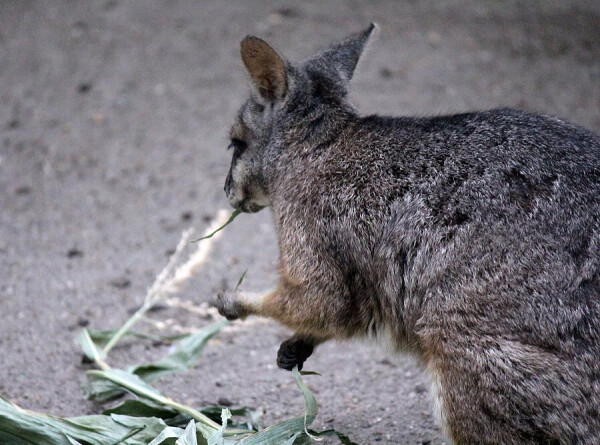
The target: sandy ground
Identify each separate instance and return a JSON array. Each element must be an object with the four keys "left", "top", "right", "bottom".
[{"left": 1, "top": 1, "right": 599, "bottom": 444}]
